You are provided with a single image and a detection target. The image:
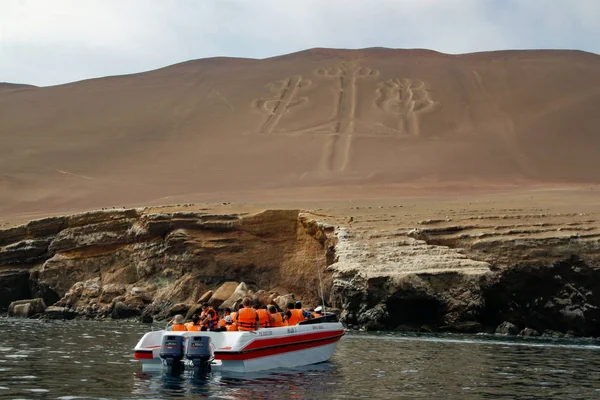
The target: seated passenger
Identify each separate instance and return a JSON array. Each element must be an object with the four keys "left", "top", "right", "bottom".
[
  {"left": 268, "top": 305, "right": 285, "bottom": 327},
  {"left": 255, "top": 304, "right": 271, "bottom": 328},
  {"left": 284, "top": 302, "right": 294, "bottom": 325},
  {"left": 285, "top": 301, "right": 305, "bottom": 325},
  {"left": 224, "top": 315, "right": 238, "bottom": 331},
  {"left": 200, "top": 306, "right": 219, "bottom": 331},
  {"left": 230, "top": 304, "right": 244, "bottom": 324},
  {"left": 186, "top": 314, "right": 202, "bottom": 331},
  {"left": 312, "top": 306, "right": 324, "bottom": 319},
  {"left": 298, "top": 301, "right": 311, "bottom": 319},
  {"left": 167, "top": 314, "right": 187, "bottom": 331},
  {"left": 218, "top": 307, "right": 232, "bottom": 329},
  {"left": 236, "top": 297, "right": 259, "bottom": 331}
]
